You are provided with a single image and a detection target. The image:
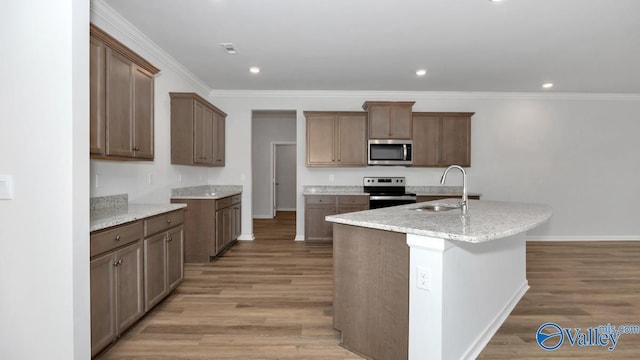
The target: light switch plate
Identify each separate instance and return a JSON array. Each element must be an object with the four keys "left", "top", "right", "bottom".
[{"left": 0, "top": 175, "right": 14, "bottom": 199}]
